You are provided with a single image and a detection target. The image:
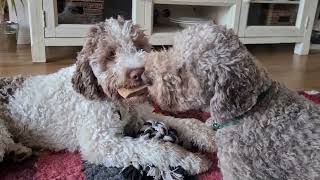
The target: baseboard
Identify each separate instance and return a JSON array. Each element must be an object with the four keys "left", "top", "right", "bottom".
[{"left": 17, "top": 31, "right": 31, "bottom": 45}]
